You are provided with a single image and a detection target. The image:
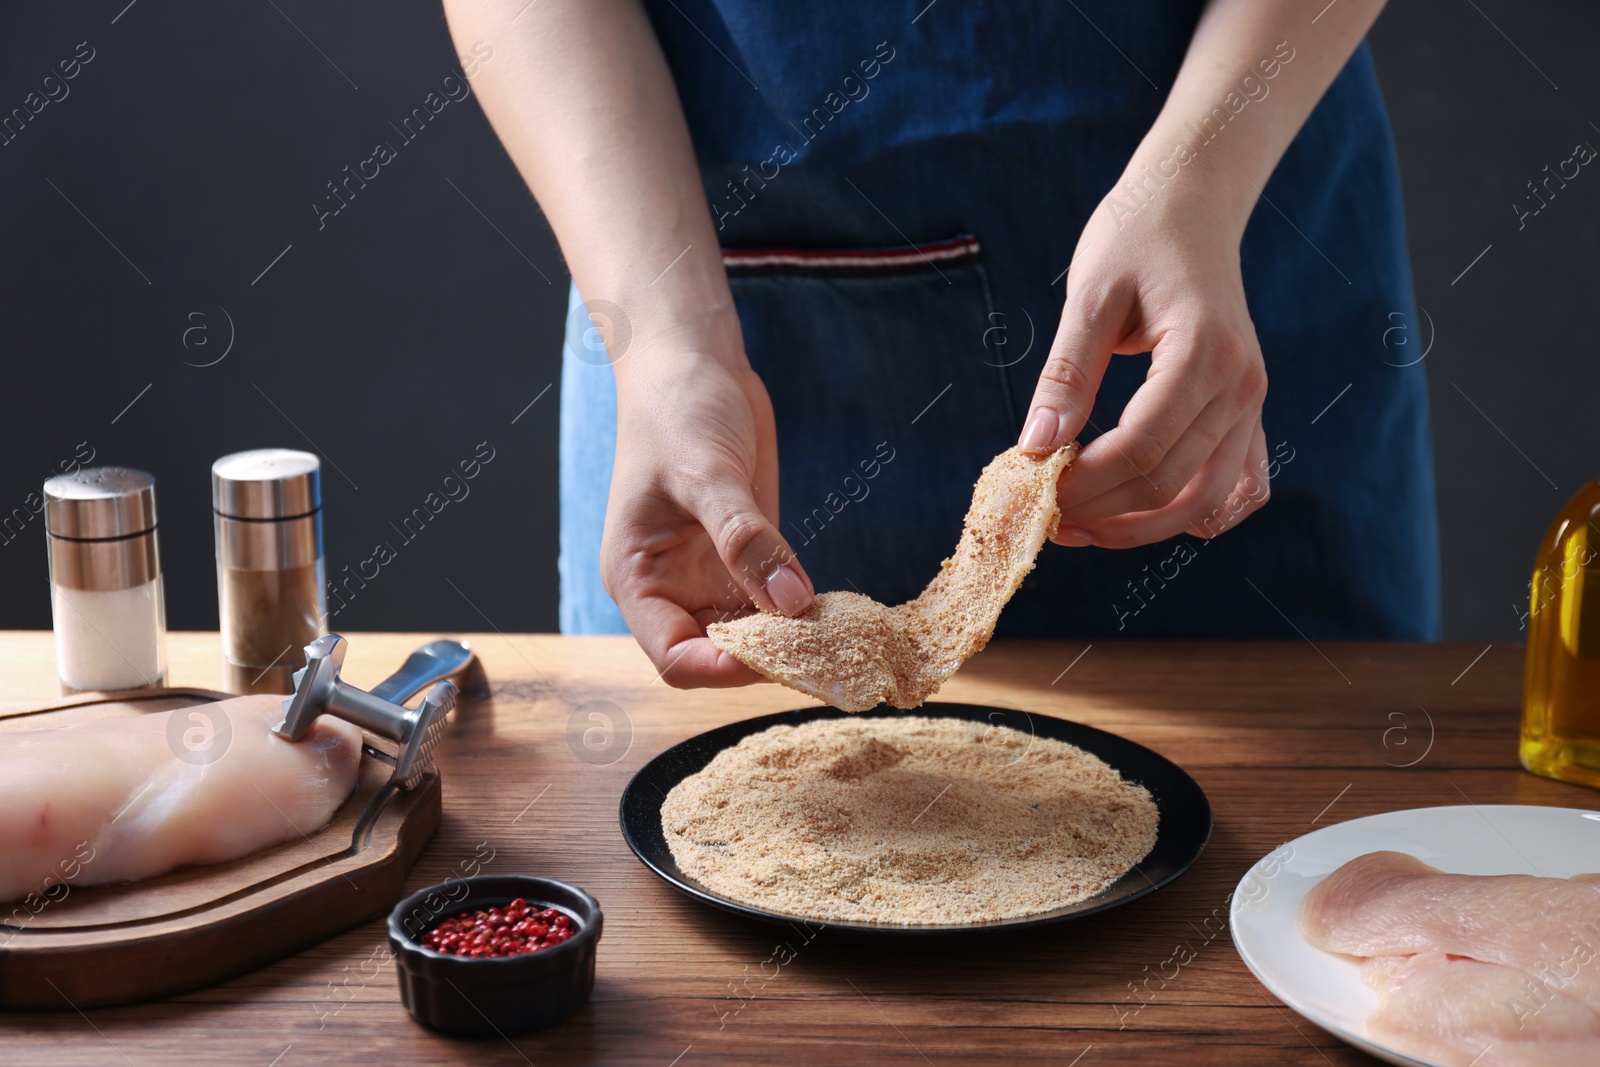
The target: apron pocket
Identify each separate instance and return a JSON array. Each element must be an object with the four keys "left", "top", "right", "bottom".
[{"left": 724, "top": 234, "right": 1021, "bottom": 604}]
